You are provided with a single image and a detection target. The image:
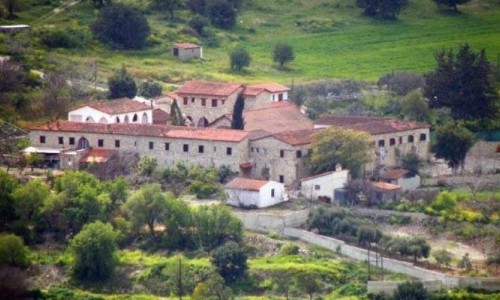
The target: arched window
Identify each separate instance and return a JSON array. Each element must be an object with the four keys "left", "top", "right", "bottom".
[
  {"left": 141, "top": 112, "right": 148, "bottom": 124},
  {"left": 98, "top": 117, "right": 108, "bottom": 124},
  {"left": 85, "top": 116, "right": 95, "bottom": 123},
  {"left": 77, "top": 137, "right": 90, "bottom": 150},
  {"left": 133, "top": 114, "right": 138, "bottom": 122},
  {"left": 197, "top": 117, "right": 209, "bottom": 127},
  {"left": 124, "top": 115, "right": 130, "bottom": 123},
  {"left": 116, "top": 116, "right": 120, "bottom": 123}
]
